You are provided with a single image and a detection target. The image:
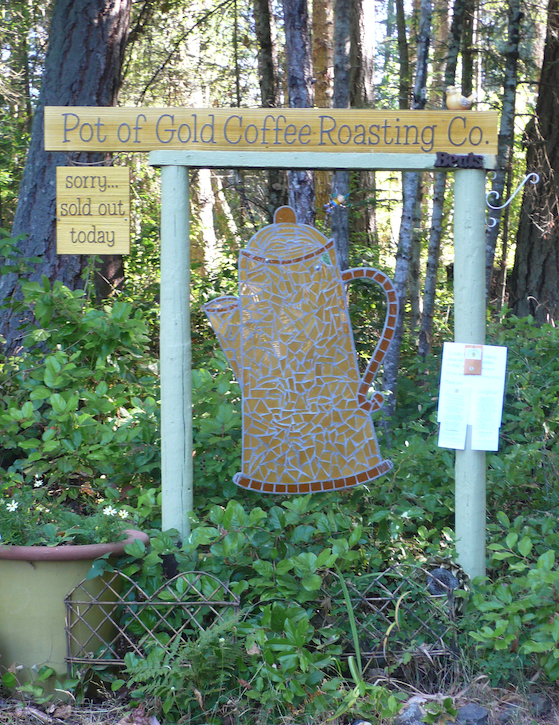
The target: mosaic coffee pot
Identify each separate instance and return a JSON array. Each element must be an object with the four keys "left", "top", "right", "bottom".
[{"left": 204, "top": 206, "right": 398, "bottom": 495}]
